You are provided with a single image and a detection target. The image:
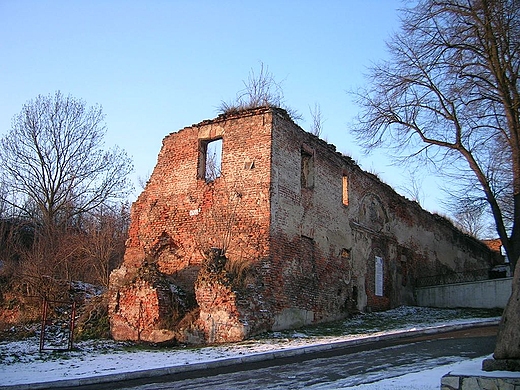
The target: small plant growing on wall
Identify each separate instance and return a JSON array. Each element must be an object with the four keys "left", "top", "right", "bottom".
[{"left": 218, "top": 62, "right": 301, "bottom": 121}]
